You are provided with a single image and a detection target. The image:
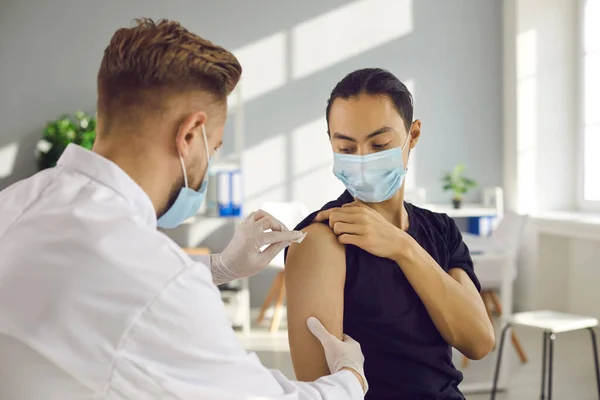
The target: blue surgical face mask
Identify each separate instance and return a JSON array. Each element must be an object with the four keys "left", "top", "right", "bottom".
[
  {"left": 333, "top": 133, "right": 411, "bottom": 203},
  {"left": 157, "top": 125, "right": 212, "bottom": 229}
]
